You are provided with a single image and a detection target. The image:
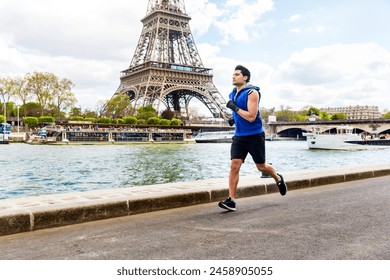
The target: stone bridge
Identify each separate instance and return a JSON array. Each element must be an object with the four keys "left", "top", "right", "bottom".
[{"left": 266, "top": 119, "right": 390, "bottom": 139}]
